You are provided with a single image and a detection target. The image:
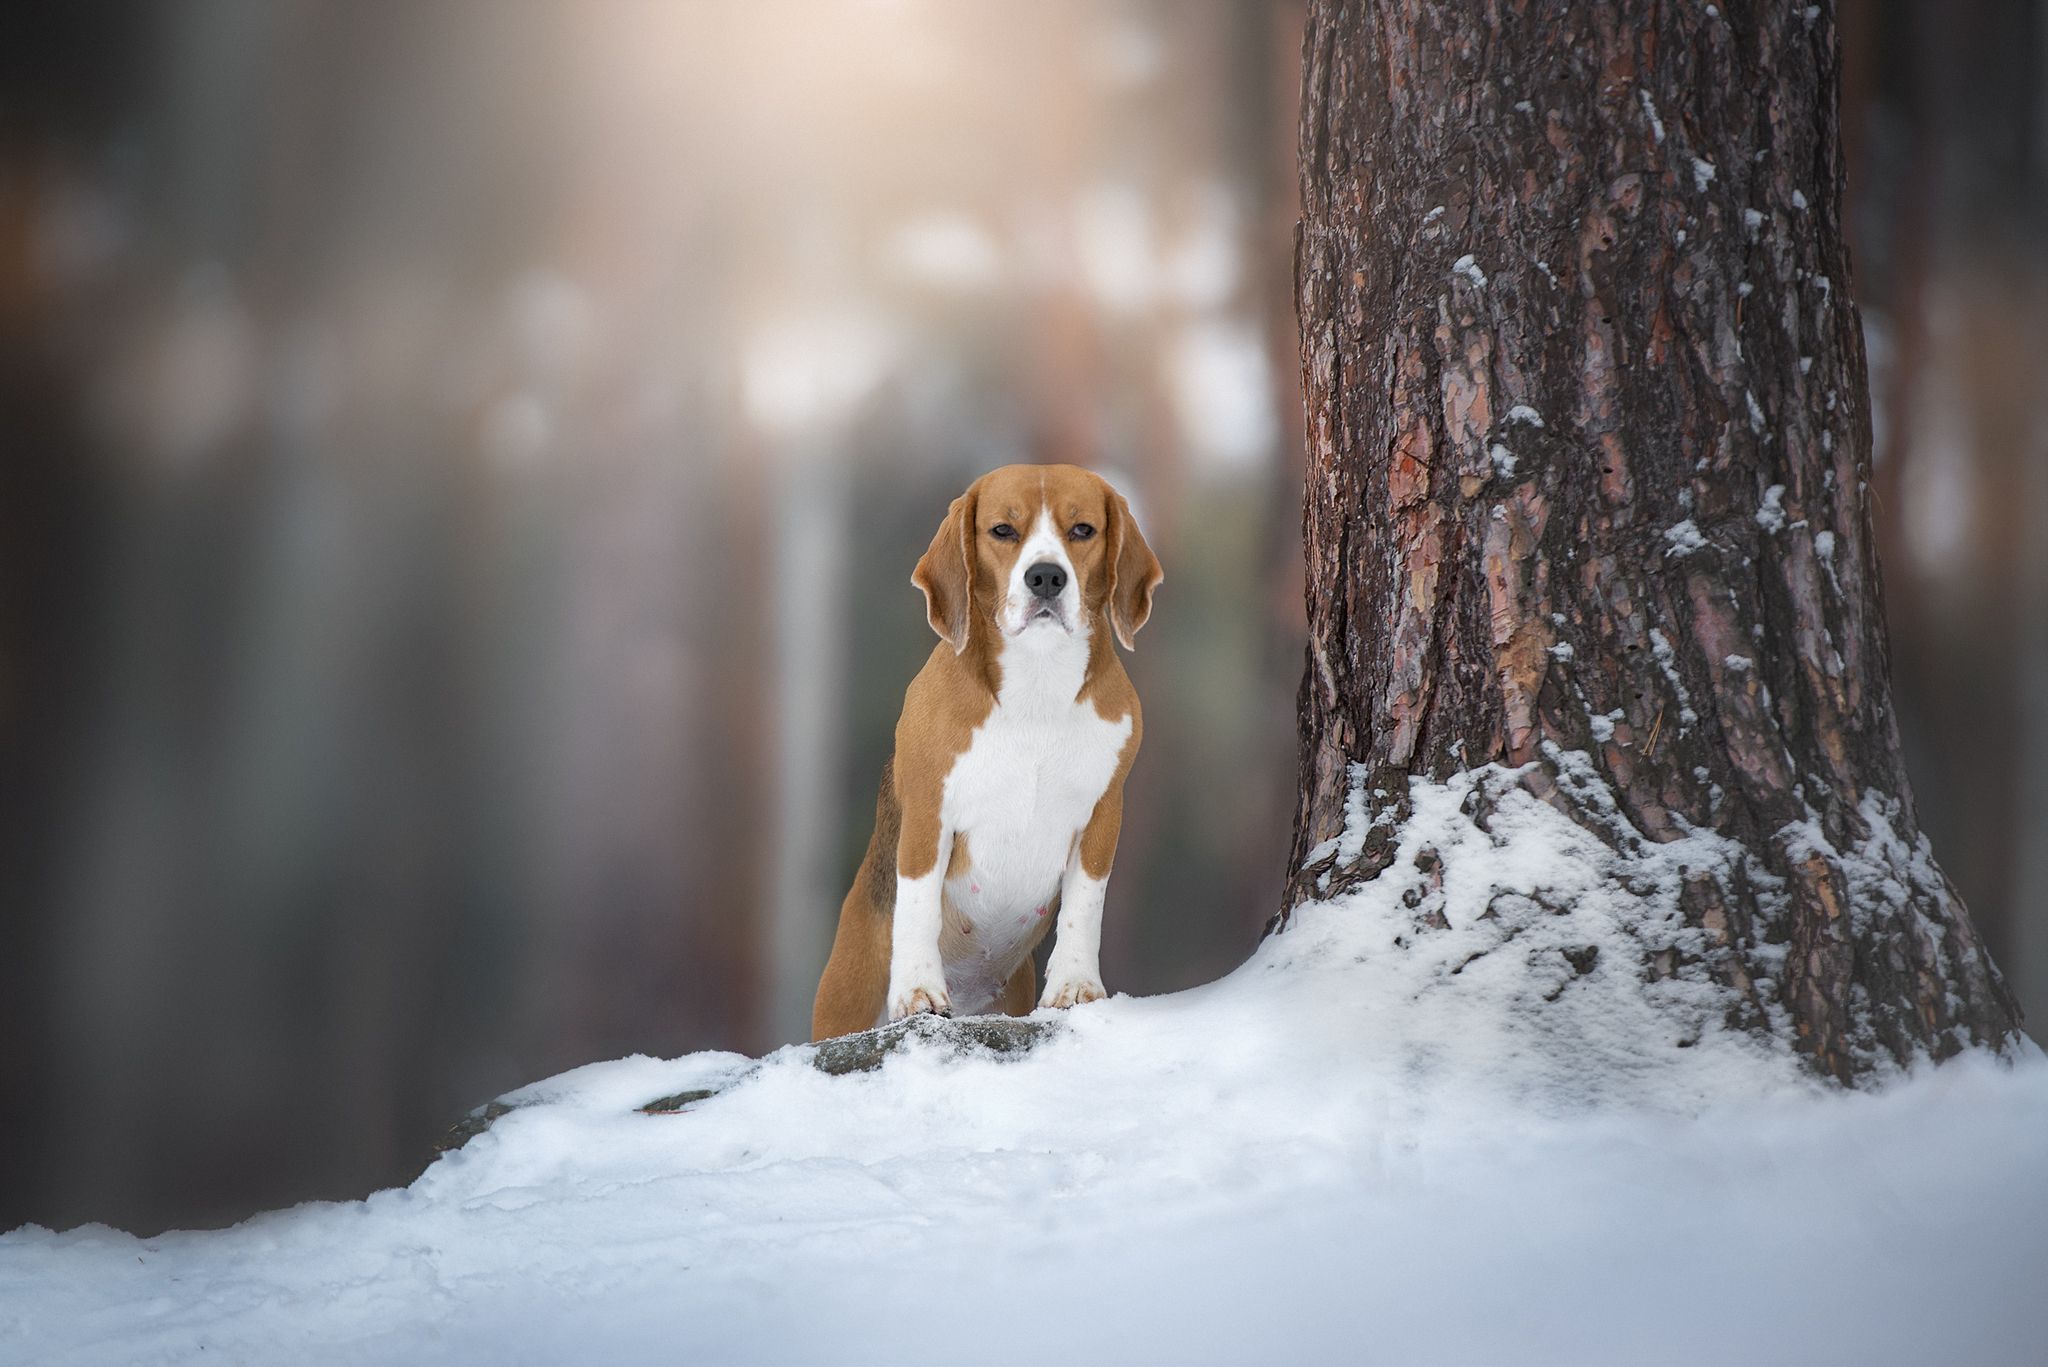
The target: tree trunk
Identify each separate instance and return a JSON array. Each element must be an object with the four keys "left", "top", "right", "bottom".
[{"left": 1284, "top": 0, "right": 2020, "bottom": 1081}]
